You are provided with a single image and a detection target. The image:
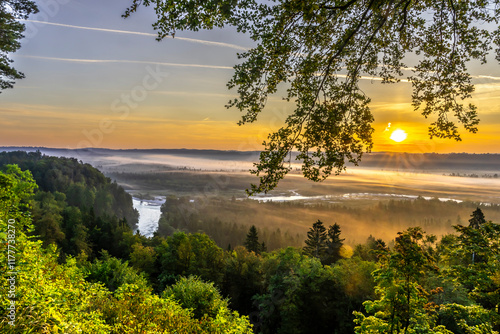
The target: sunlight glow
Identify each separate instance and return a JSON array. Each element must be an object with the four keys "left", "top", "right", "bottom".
[{"left": 390, "top": 129, "right": 408, "bottom": 142}]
